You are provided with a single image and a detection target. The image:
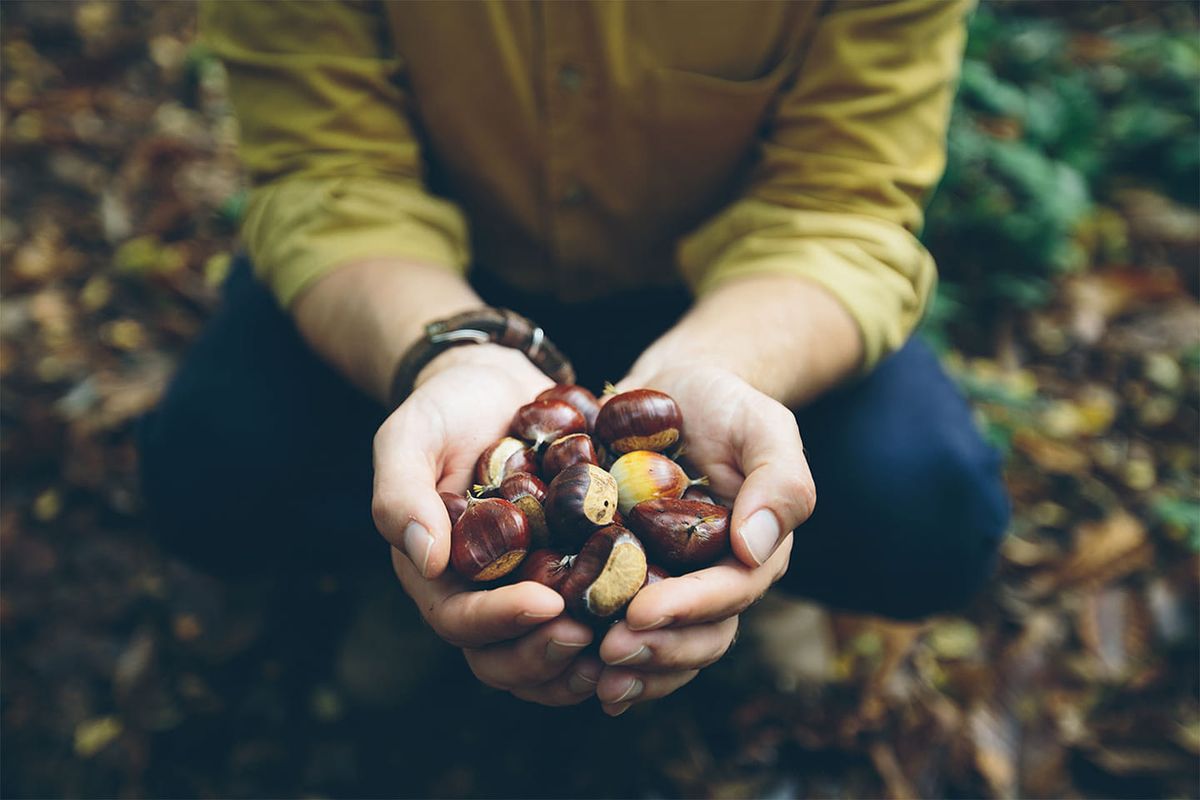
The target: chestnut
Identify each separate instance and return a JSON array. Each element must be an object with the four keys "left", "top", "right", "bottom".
[
  {"left": 609, "top": 450, "right": 706, "bottom": 514},
  {"left": 510, "top": 399, "right": 587, "bottom": 449},
  {"left": 594, "top": 389, "right": 683, "bottom": 455},
  {"left": 537, "top": 384, "right": 601, "bottom": 431},
  {"left": 559, "top": 525, "right": 647, "bottom": 621},
  {"left": 440, "top": 491, "right": 470, "bottom": 527},
  {"left": 497, "top": 471, "right": 550, "bottom": 547},
  {"left": 683, "top": 485, "right": 721, "bottom": 506},
  {"left": 643, "top": 563, "right": 671, "bottom": 587},
  {"left": 626, "top": 498, "right": 730, "bottom": 569},
  {"left": 541, "top": 433, "right": 600, "bottom": 481},
  {"left": 449, "top": 497, "right": 531, "bottom": 582},
  {"left": 519, "top": 548, "right": 574, "bottom": 592},
  {"left": 474, "top": 437, "right": 539, "bottom": 490},
  {"left": 544, "top": 462, "right": 618, "bottom": 549}
]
